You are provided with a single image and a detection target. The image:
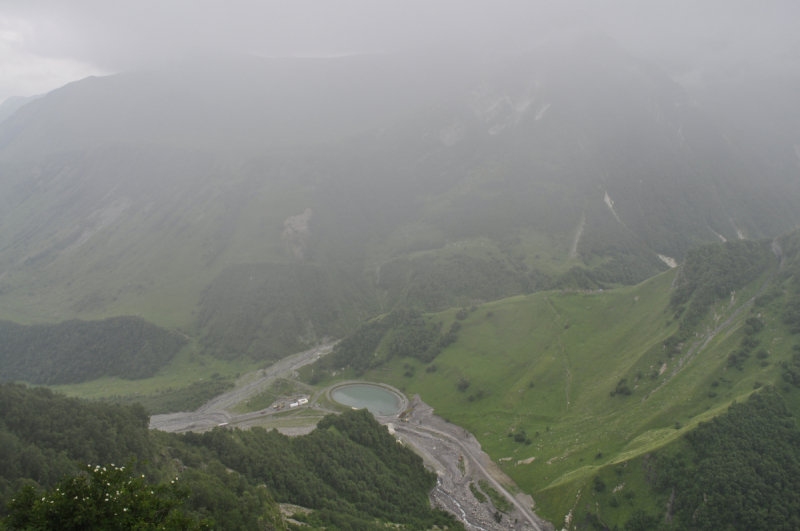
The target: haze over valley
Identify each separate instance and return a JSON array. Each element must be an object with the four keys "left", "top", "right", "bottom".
[{"left": 2, "top": 2, "right": 800, "bottom": 530}]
